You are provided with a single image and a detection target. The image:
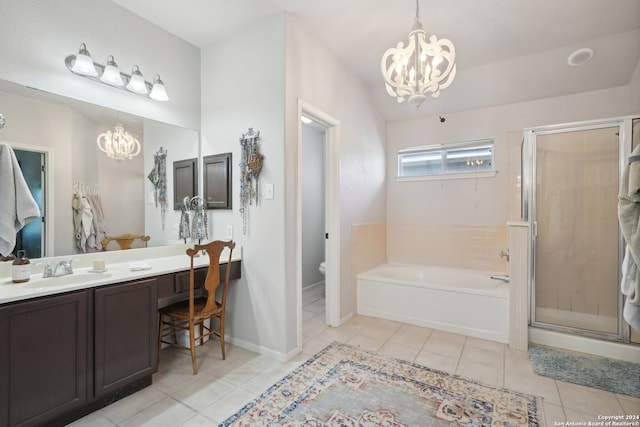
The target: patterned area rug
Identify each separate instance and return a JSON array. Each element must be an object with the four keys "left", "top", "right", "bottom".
[
  {"left": 221, "top": 342, "right": 543, "bottom": 426},
  {"left": 529, "top": 344, "right": 640, "bottom": 397}
]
